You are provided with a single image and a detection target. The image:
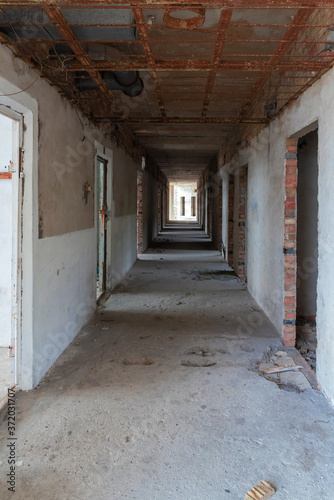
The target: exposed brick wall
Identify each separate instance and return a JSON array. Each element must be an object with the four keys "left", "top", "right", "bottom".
[
  {"left": 236, "top": 167, "right": 247, "bottom": 281},
  {"left": 283, "top": 138, "right": 298, "bottom": 346},
  {"left": 137, "top": 172, "right": 143, "bottom": 255},
  {"left": 228, "top": 174, "right": 235, "bottom": 267}
]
